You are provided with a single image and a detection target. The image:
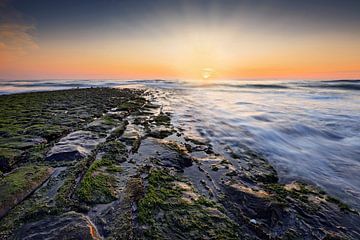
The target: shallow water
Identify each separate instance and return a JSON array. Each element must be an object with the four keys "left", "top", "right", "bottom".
[{"left": 1, "top": 79, "right": 360, "bottom": 209}]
